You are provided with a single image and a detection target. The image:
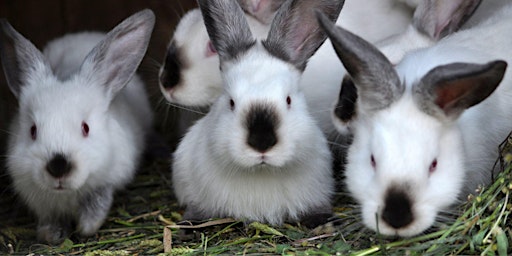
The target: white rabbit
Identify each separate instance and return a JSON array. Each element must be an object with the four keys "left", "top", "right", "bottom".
[
  {"left": 172, "top": 0, "right": 343, "bottom": 227},
  {"left": 333, "top": 0, "right": 483, "bottom": 135},
  {"left": 0, "top": 10, "right": 155, "bottom": 244},
  {"left": 317, "top": 1, "right": 512, "bottom": 237},
  {"left": 158, "top": 0, "right": 414, "bottom": 135}
]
